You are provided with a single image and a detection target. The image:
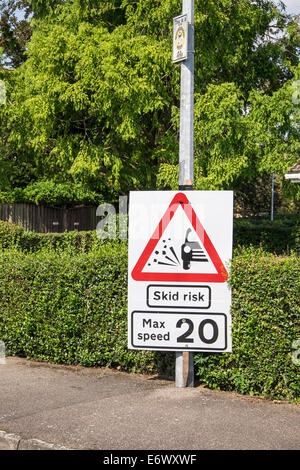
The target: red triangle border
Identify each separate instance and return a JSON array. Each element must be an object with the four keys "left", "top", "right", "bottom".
[{"left": 131, "top": 192, "right": 228, "bottom": 283}]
